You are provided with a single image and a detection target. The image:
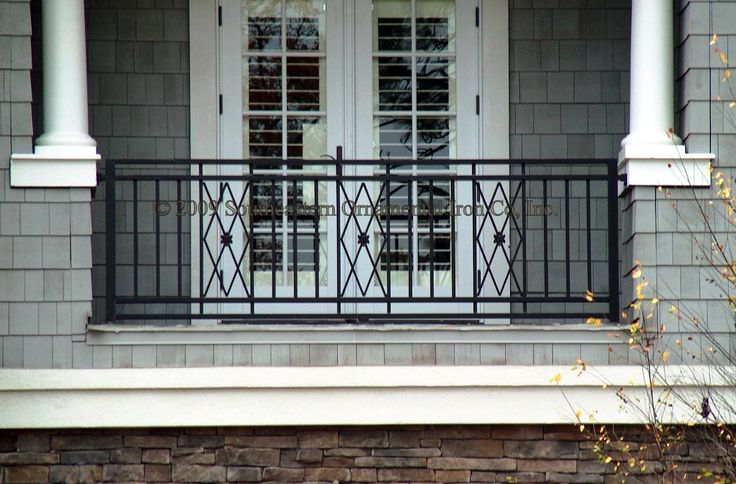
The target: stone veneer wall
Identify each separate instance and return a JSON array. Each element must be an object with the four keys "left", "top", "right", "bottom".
[{"left": 0, "top": 425, "right": 726, "bottom": 483}]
